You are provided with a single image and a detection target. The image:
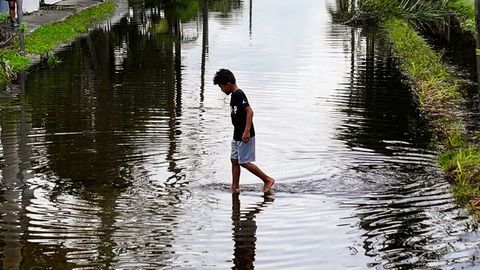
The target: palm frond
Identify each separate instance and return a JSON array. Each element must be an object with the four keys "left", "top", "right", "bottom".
[
  {"left": 398, "top": 0, "right": 453, "bottom": 30},
  {"left": 353, "top": 0, "right": 455, "bottom": 30}
]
